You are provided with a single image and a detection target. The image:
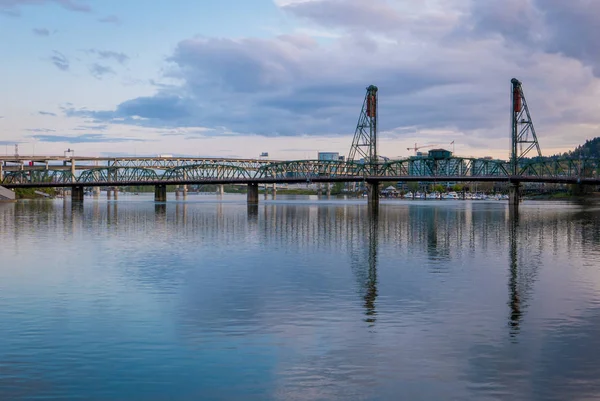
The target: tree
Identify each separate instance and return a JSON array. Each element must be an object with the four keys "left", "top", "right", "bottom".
[
  {"left": 407, "top": 182, "right": 420, "bottom": 192},
  {"left": 433, "top": 184, "right": 445, "bottom": 193}
]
